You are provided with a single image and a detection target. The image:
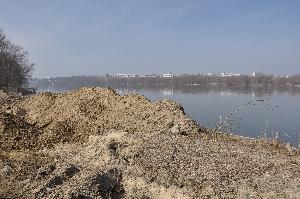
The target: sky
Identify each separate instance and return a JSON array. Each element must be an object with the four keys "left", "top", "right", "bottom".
[{"left": 0, "top": 0, "right": 300, "bottom": 77}]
